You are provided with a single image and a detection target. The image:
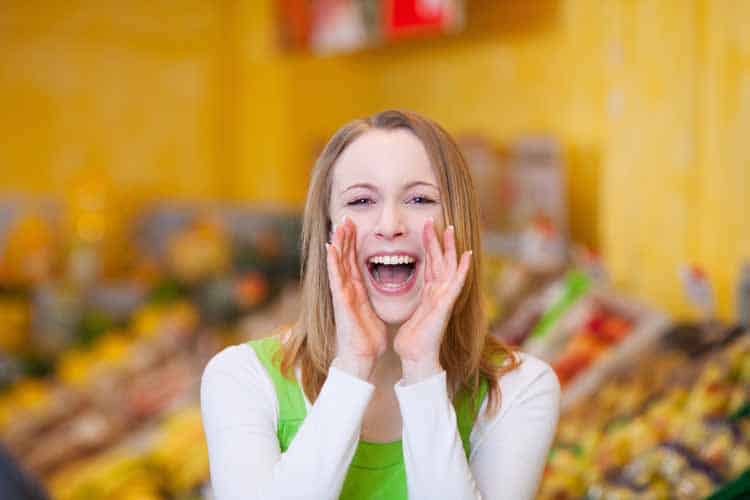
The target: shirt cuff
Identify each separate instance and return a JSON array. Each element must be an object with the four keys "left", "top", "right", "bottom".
[
  {"left": 324, "top": 365, "right": 375, "bottom": 409},
  {"left": 394, "top": 369, "right": 448, "bottom": 410}
]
